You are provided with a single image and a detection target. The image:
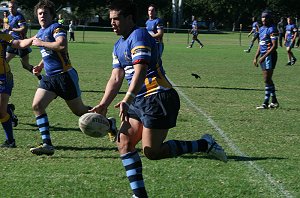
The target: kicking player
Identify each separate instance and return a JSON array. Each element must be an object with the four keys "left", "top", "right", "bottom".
[
  {"left": 187, "top": 16, "right": 204, "bottom": 48},
  {"left": 146, "top": 4, "right": 164, "bottom": 56},
  {"left": 244, "top": 17, "right": 259, "bottom": 53},
  {"left": 0, "top": 32, "right": 34, "bottom": 148},
  {"left": 284, "top": 17, "right": 298, "bottom": 65},
  {"left": 253, "top": 11, "right": 279, "bottom": 110},
  {"left": 91, "top": 1, "right": 227, "bottom": 197}
]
